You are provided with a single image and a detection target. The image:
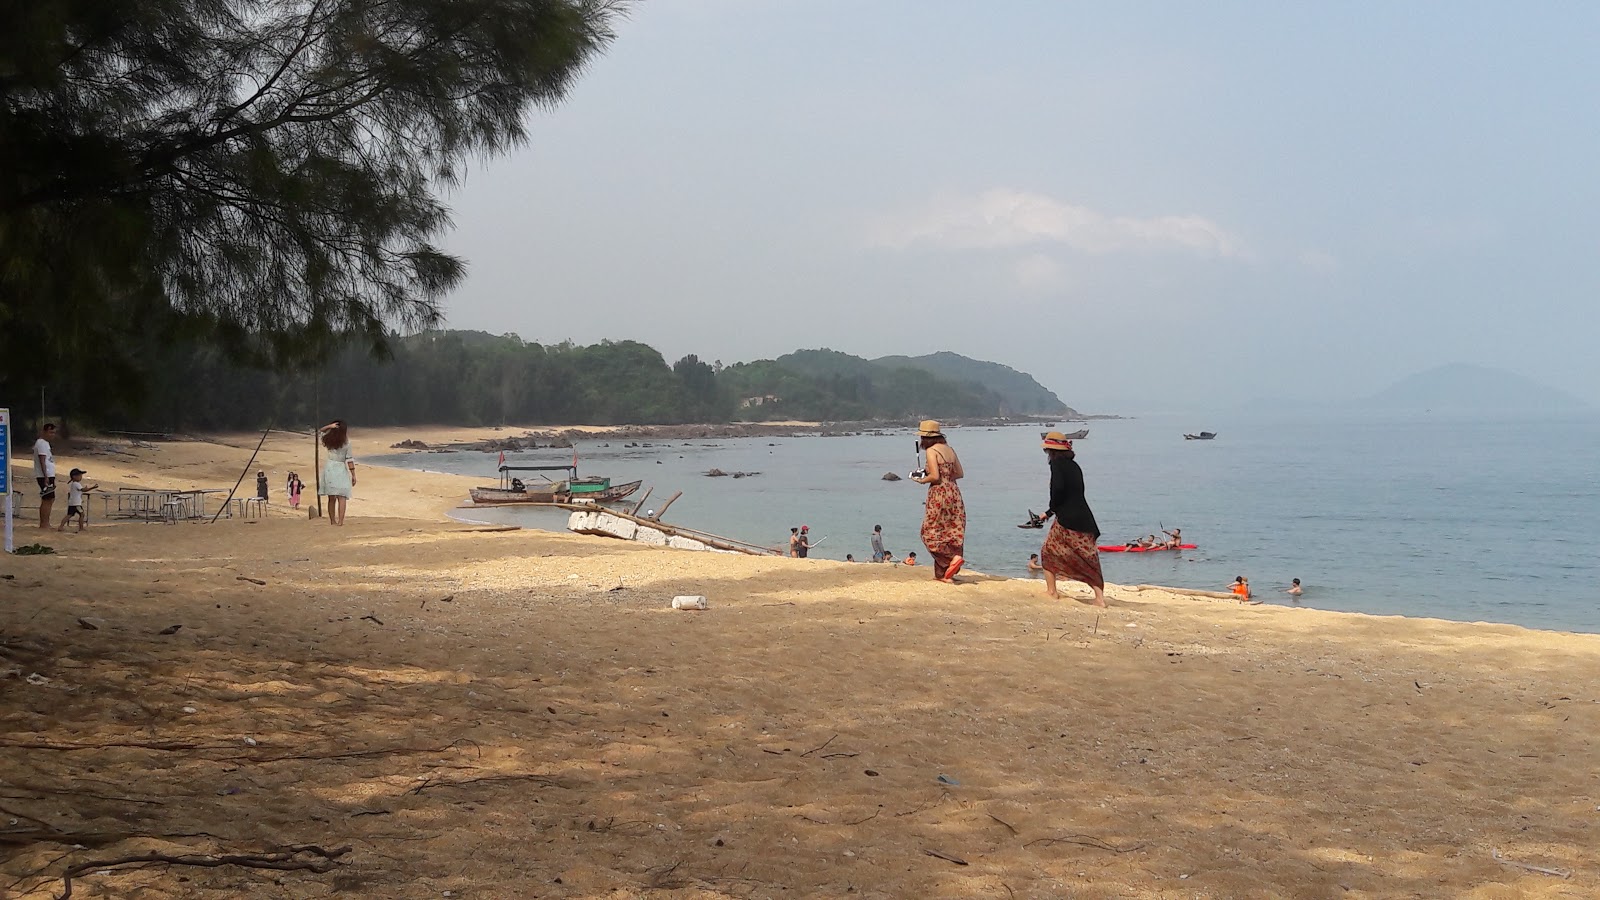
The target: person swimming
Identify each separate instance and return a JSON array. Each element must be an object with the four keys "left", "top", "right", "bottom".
[
  {"left": 1027, "top": 553, "right": 1043, "bottom": 573},
  {"left": 1286, "top": 578, "right": 1302, "bottom": 596},
  {"left": 904, "top": 552, "right": 918, "bottom": 566}
]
